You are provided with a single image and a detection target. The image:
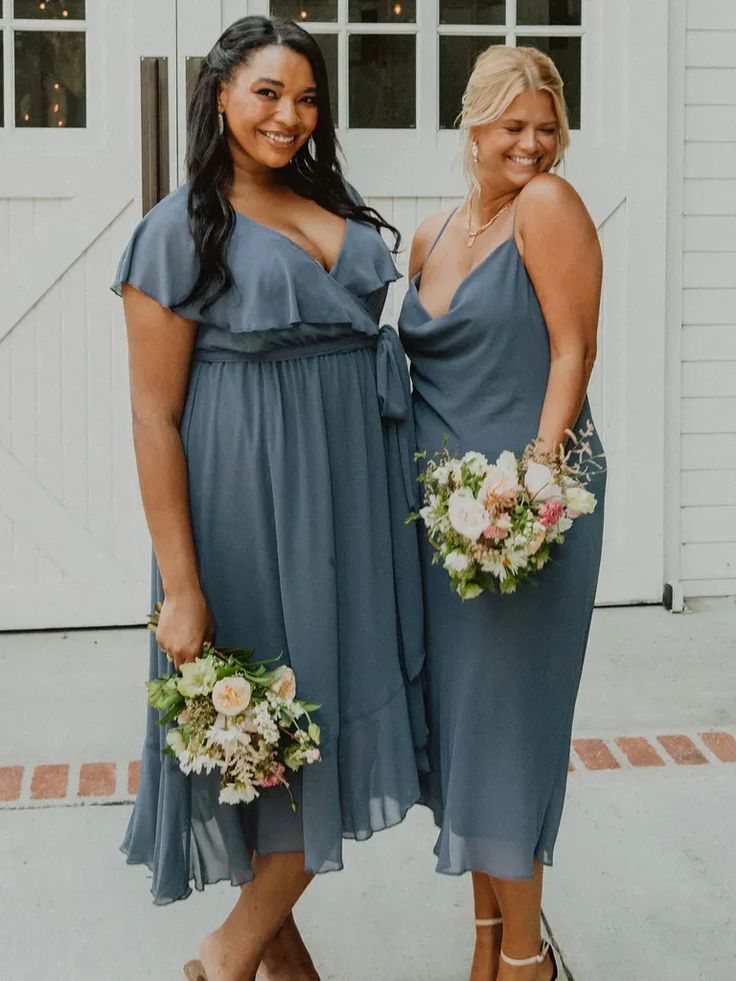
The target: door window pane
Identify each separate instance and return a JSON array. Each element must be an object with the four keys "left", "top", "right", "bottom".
[
  {"left": 439, "top": 1, "right": 504, "bottom": 25},
  {"left": 439, "top": 35, "right": 504, "bottom": 129},
  {"left": 516, "top": 1, "right": 581, "bottom": 26},
  {"left": 518, "top": 35, "right": 580, "bottom": 128},
  {"left": 270, "top": 1, "right": 337, "bottom": 22},
  {"left": 349, "top": 34, "right": 415, "bottom": 128},
  {"left": 14, "top": 0, "right": 85, "bottom": 18},
  {"left": 349, "top": 0, "right": 416, "bottom": 23},
  {"left": 312, "top": 33, "right": 338, "bottom": 120},
  {"left": 15, "top": 30, "right": 86, "bottom": 127}
]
